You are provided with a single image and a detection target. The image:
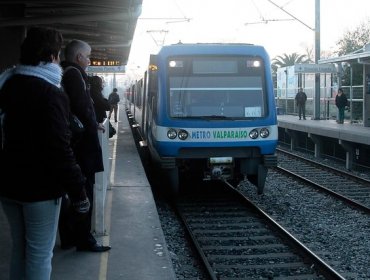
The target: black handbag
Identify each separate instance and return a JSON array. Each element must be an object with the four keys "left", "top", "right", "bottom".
[{"left": 108, "top": 121, "right": 116, "bottom": 138}]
